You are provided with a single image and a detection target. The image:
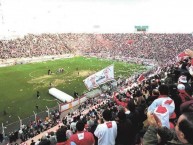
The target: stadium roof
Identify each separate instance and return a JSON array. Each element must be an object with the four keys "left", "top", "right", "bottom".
[{"left": 0, "top": 0, "right": 193, "bottom": 39}]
